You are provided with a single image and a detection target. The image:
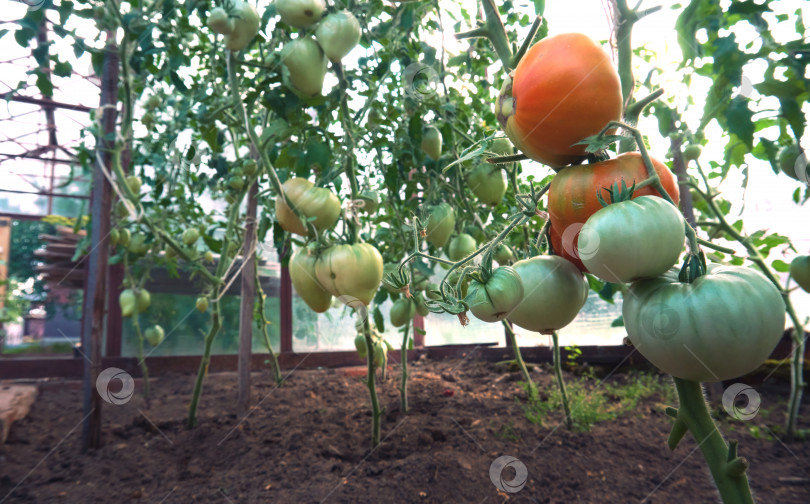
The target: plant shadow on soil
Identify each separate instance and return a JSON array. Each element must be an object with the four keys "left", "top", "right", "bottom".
[{"left": 1, "top": 357, "right": 808, "bottom": 503}]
